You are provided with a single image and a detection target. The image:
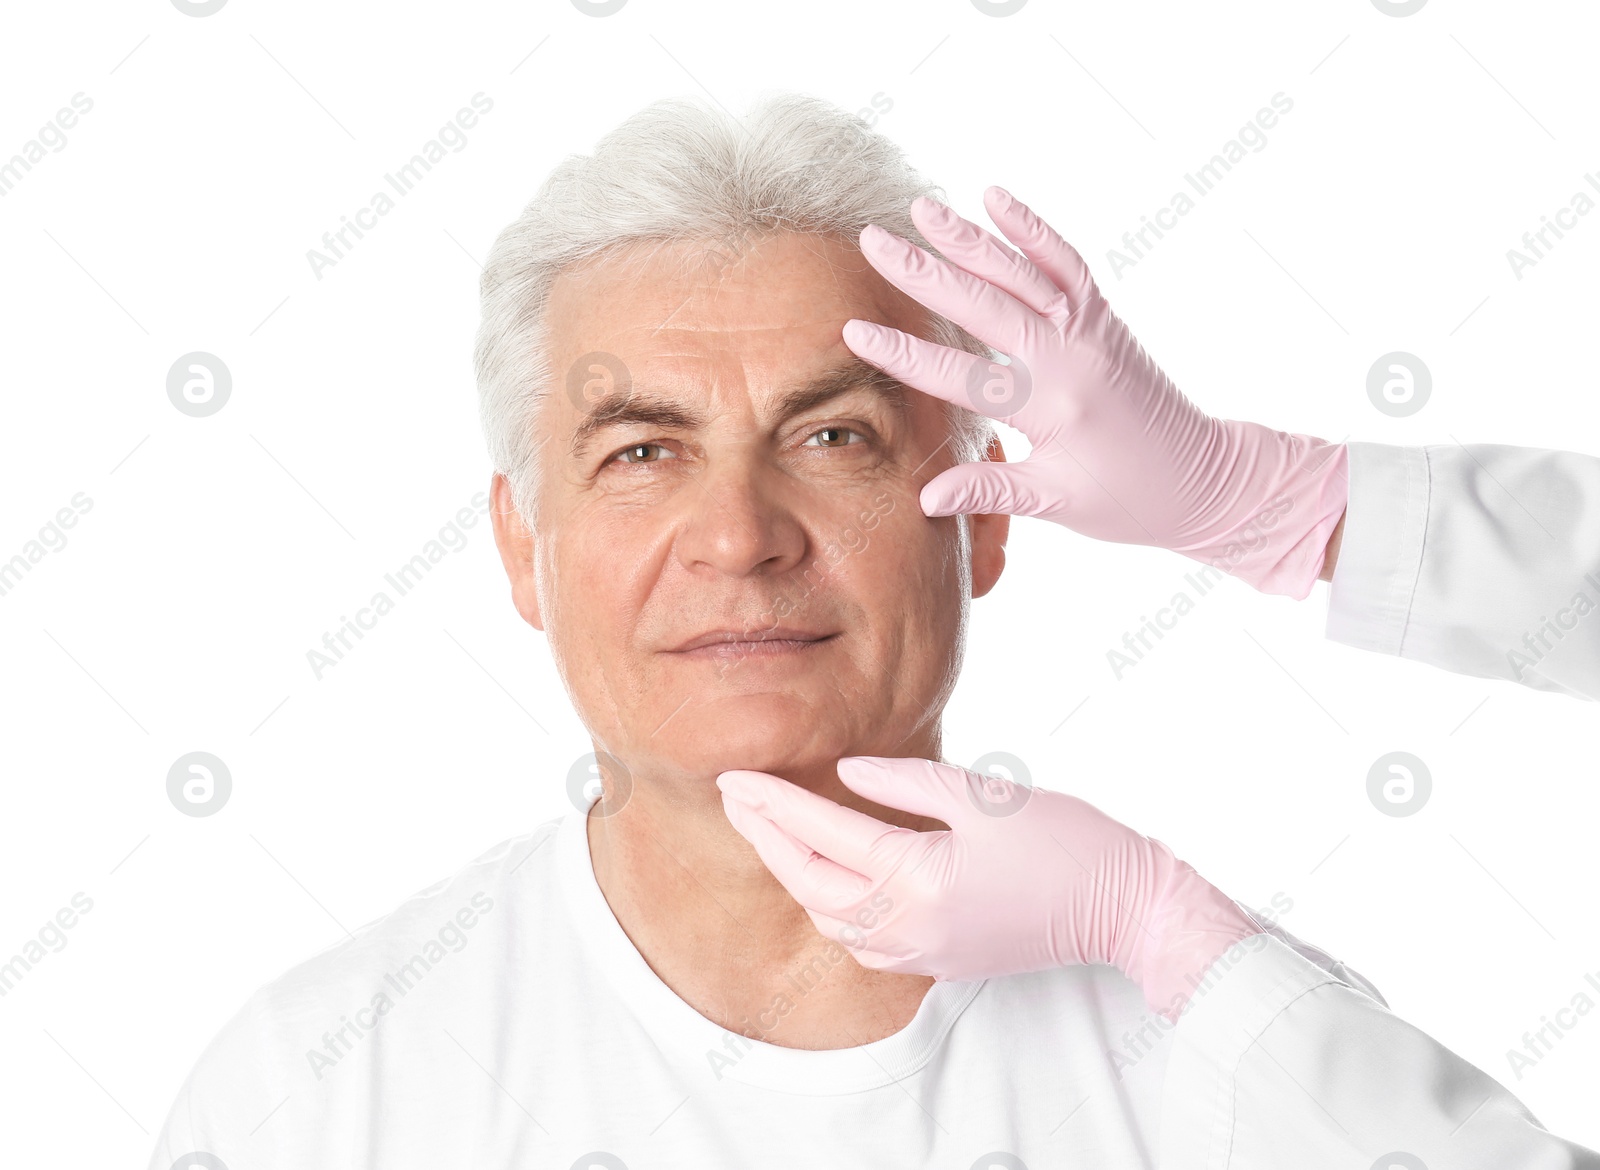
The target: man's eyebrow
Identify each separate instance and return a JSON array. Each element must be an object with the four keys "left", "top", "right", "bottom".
[{"left": 566, "top": 355, "right": 910, "bottom": 457}]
